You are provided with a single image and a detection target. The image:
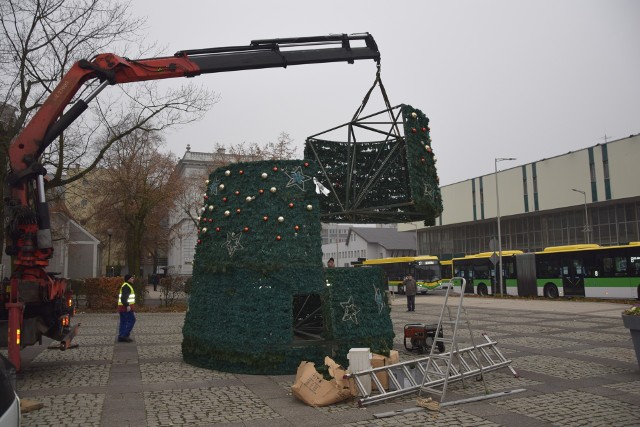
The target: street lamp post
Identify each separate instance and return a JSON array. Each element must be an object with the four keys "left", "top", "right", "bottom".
[
  {"left": 495, "top": 157, "right": 516, "bottom": 295},
  {"left": 571, "top": 189, "right": 590, "bottom": 244},
  {"left": 407, "top": 222, "right": 419, "bottom": 256},
  {"left": 107, "top": 228, "right": 113, "bottom": 276}
]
